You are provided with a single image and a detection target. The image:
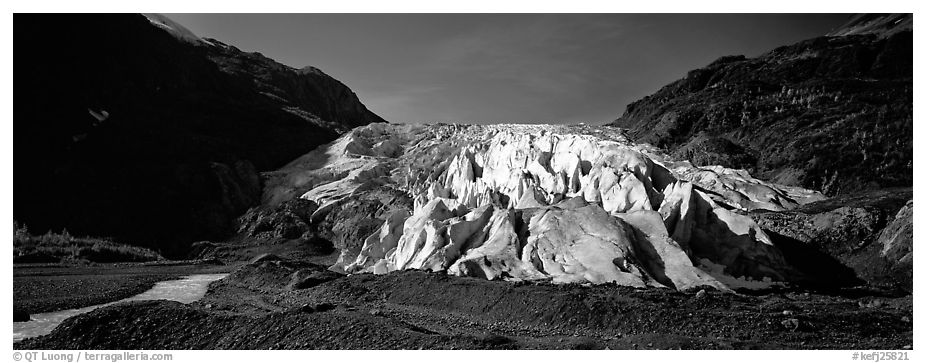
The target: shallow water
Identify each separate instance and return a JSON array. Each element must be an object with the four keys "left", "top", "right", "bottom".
[{"left": 13, "top": 273, "right": 227, "bottom": 342}]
